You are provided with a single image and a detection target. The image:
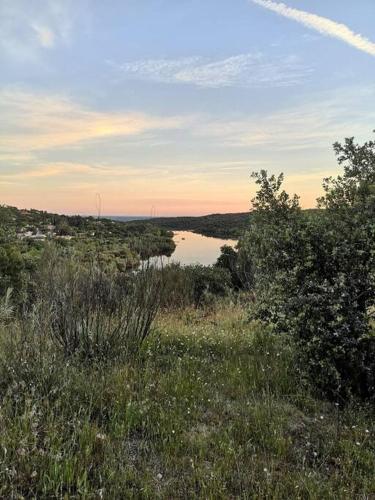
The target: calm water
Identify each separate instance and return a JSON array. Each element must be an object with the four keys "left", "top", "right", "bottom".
[{"left": 168, "top": 231, "right": 237, "bottom": 266}]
